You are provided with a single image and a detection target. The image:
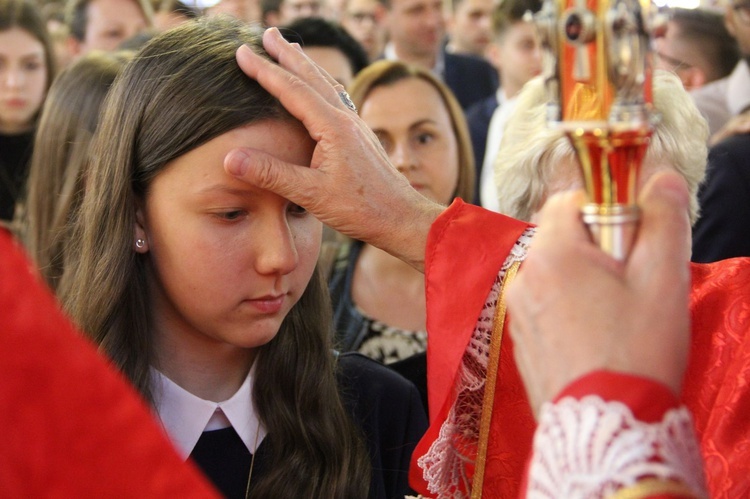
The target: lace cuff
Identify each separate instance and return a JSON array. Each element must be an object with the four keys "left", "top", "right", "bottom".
[{"left": 527, "top": 396, "right": 708, "bottom": 498}]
